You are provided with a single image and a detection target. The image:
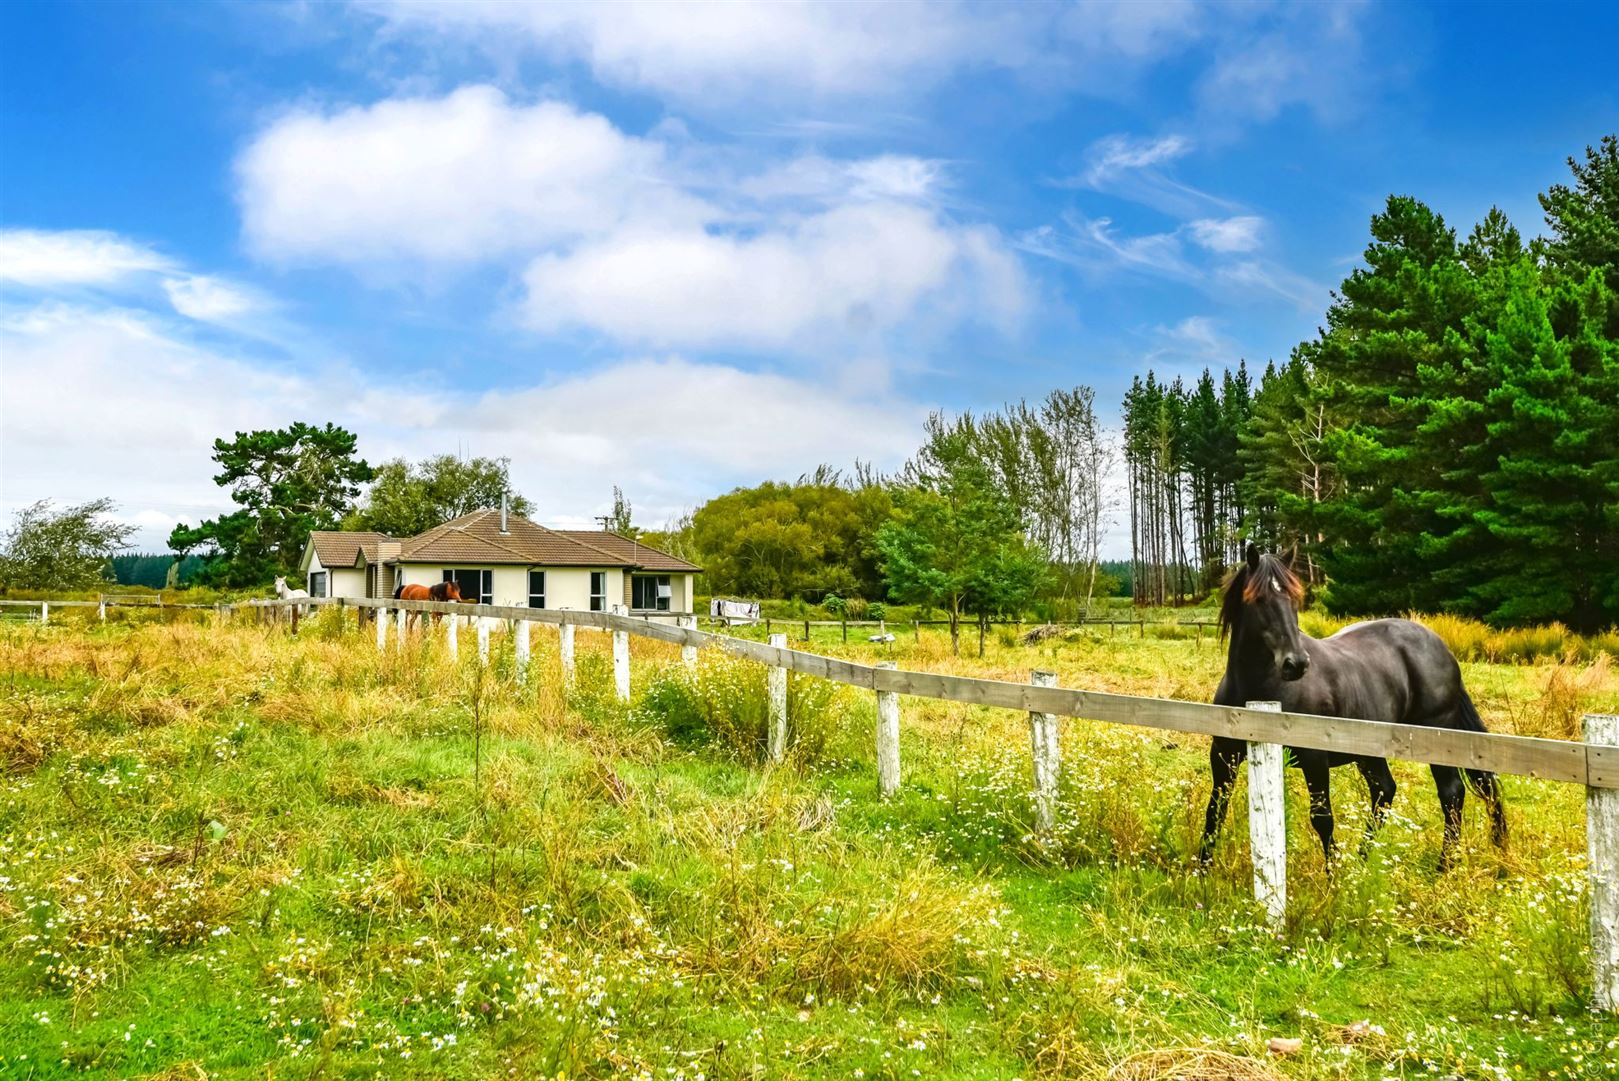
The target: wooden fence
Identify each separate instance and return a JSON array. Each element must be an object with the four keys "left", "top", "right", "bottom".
[{"left": 11, "top": 592, "right": 1616, "bottom": 1009}]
